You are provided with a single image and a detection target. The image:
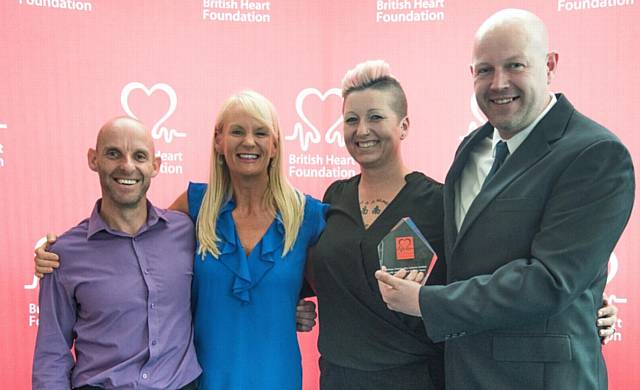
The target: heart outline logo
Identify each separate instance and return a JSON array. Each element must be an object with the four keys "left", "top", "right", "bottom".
[
  {"left": 286, "top": 87, "right": 344, "bottom": 151},
  {"left": 120, "top": 82, "right": 186, "bottom": 143}
]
